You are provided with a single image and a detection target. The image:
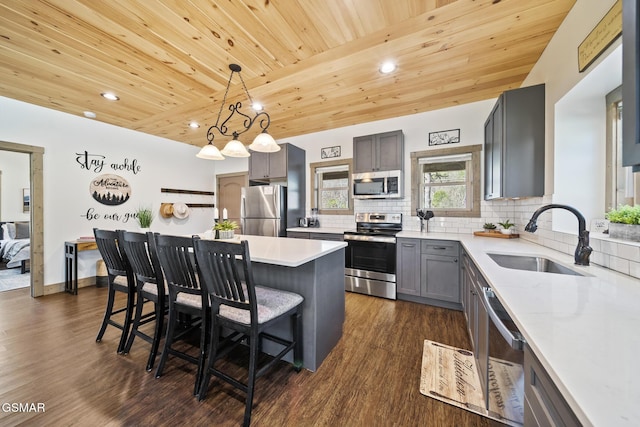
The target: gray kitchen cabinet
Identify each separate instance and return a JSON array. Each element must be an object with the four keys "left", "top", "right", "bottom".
[
  {"left": 421, "top": 240, "right": 460, "bottom": 303},
  {"left": 353, "top": 130, "right": 404, "bottom": 173},
  {"left": 288, "top": 231, "right": 343, "bottom": 241},
  {"left": 396, "top": 238, "right": 421, "bottom": 296},
  {"left": 524, "top": 344, "right": 581, "bottom": 427},
  {"left": 421, "top": 254, "right": 460, "bottom": 303},
  {"left": 475, "top": 273, "right": 489, "bottom": 404},
  {"left": 397, "top": 238, "right": 461, "bottom": 308},
  {"left": 248, "top": 143, "right": 300, "bottom": 181},
  {"left": 309, "top": 233, "right": 343, "bottom": 241},
  {"left": 484, "top": 84, "right": 545, "bottom": 200},
  {"left": 623, "top": 0, "right": 640, "bottom": 169},
  {"left": 461, "top": 248, "right": 488, "bottom": 399},
  {"left": 287, "top": 231, "right": 310, "bottom": 239}
]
